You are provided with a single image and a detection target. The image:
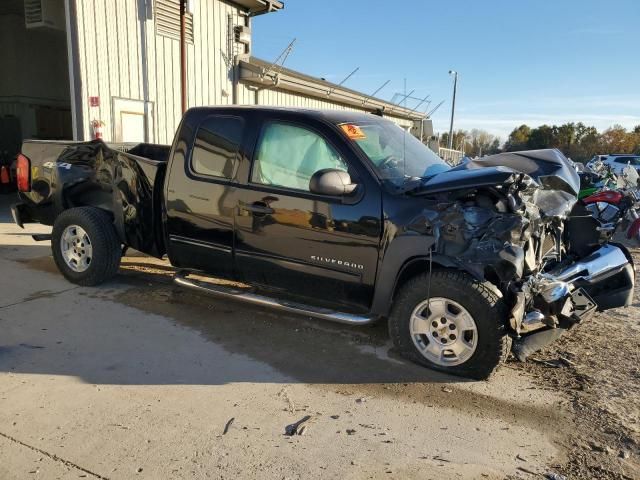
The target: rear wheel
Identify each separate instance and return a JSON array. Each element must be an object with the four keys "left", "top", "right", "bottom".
[
  {"left": 52, "top": 207, "right": 121, "bottom": 286},
  {"left": 388, "top": 270, "right": 511, "bottom": 379}
]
